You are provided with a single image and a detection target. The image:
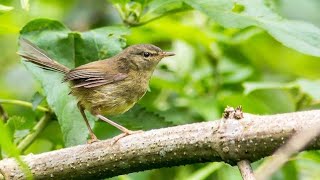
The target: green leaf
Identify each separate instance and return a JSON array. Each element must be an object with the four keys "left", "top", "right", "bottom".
[
  {"left": 293, "top": 151, "right": 320, "bottom": 179},
  {"left": 189, "top": 96, "right": 220, "bottom": 121},
  {"left": 141, "top": 0, "right": 190, "bottom": 23},
  {"left": 93, "top": 105, "right": 171, "bottom": 139},
  {"left": 296, "top": 79, "right": 320, "bottom": 100},
  {"left": 159, "top": 107, "right": 201, "bottom": 125},
  {"left": 24, "top": 139, "right": 53, "bottom": 154},
  {"left": 5, "top": 116, "right": 33, "bottom": 144},
  {"left": 6, "top": 116, "right": 28, "bottom": 131},
  {"left": 218, "top": 89, "right": 297, "bottom": 114},
  {"left": 296, "top": 151, "right": 320, "bottom": 163},
  {"left": 72, "top": 26, "right": 127, "bottom": 66},
  {"left": 240, "top": 33, "right": 320, "bottom": 79},
  {"left": 281, "top": 161, "right": 298, "bottom": 180},
  {"left": 31, "top": 92, "right": 44, "bottom": 111},
  {"left": 0, "top": 120, "right": 33, "bottom": 179},
  {"left": 216, "top": 164, "right": 242, "bottom": 180},
  {"left": 243, "top": 79, "right": 320, "bottom": 100},
  {"left": 184, "top": 0, "right": 320, "bottom": 57},
  {"left": 186, "top": 162, "right": 223, "bottom": 180},
  {"left": 145, "top": 0, "right": 183, "bottom": 13},
  {"left": 20, "top": 0, "right": 29, "bottom": 11},
  {"left": 111, "top": 105, "right": 172, "bottom": 130},
  {"left": 243, "top": 82, "right": 297, "bottom": 95},
  {"left": 218, "top": 56, "right": 253, "bottom": 84},
  {"left": 19, "top": 19, "right": 129, "bottom": 146},
  {"left": 0, "top": 119, "right": 20, "bottom": 157}
]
